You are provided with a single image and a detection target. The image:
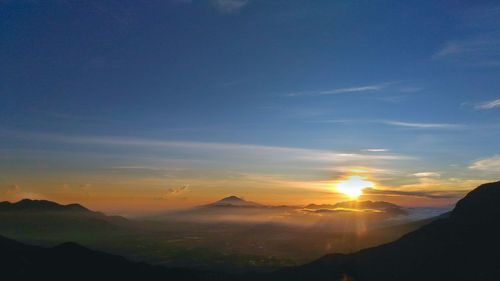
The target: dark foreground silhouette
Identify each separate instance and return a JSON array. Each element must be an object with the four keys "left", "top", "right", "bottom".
[
  {"left": 2, "top": 181, "right": 500, "bottom": 281},
  {"left": 0, "top": 234, "right": 225, "bottom": 281},
  {"left": 268, "top": 181, "right": 500, "bottom": 281}
]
